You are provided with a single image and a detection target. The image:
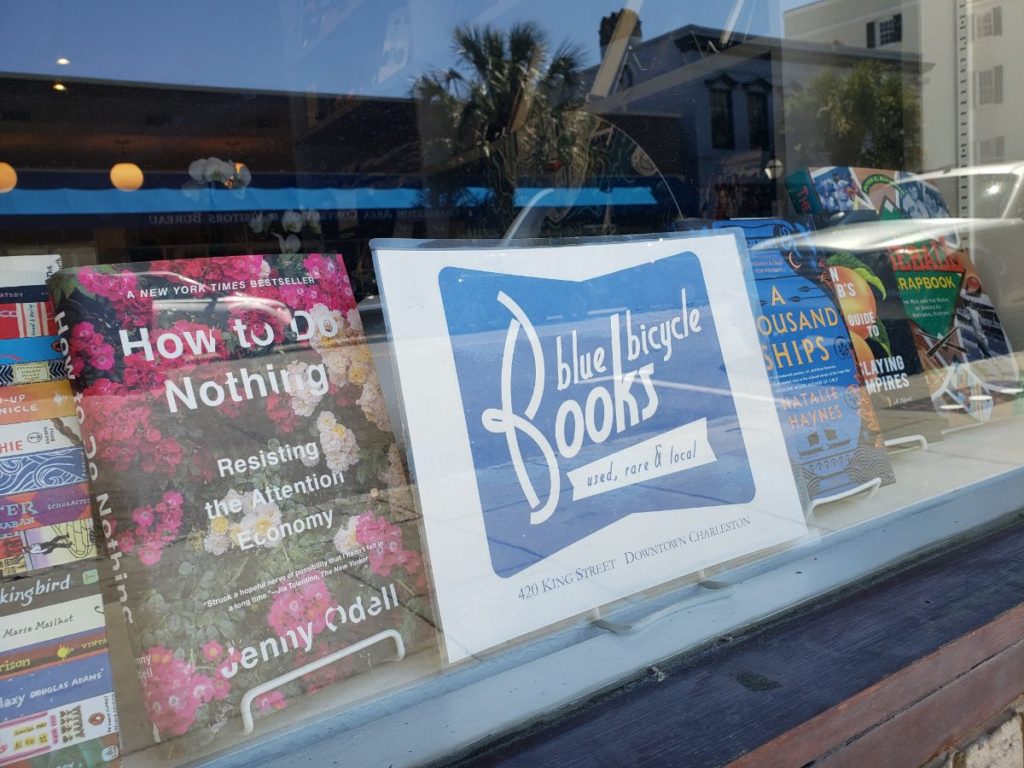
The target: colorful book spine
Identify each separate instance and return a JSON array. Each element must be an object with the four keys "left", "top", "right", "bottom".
[
  {"left": 0, "top": 418, "right": 82, "bottom": 458},
  {"left": 0, "top": 360, "right": 67, "bottom": 388},
  {"left": 0, "top": 337, "right": 63, "bottom": 366},
  {"left": 0, "top": 254, "right": 121, "bottom": 766},
  {"left": 0, "top": 302, "right": 56, "bottom": 339}
]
